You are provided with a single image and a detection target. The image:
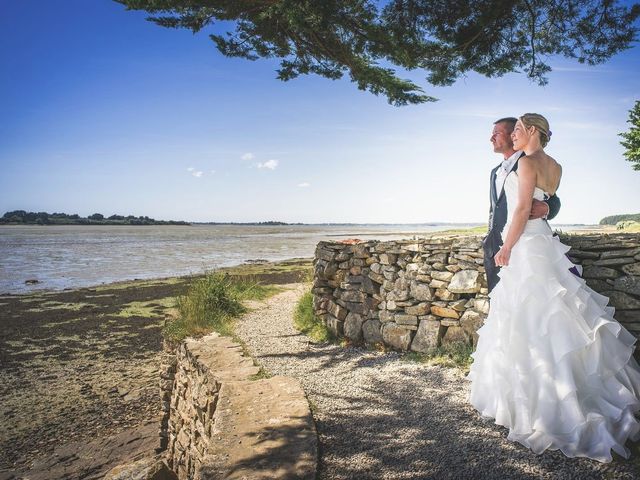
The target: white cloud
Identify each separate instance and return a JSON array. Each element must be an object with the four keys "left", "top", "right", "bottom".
[
  {"left": 257, "top": 159, "right": 279, "bottom": 170},
  {"left": 241, "top": 152, "right": 254, "bottom": 161},
  {"left": 192, "top": 170, "right": 203, "bottom": 177},
  {"left": 187, "top": 167, "right": 195, "bottom": 172},
  {"left": 297, "top": 182, "right": 310, "bottom": 188}
]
